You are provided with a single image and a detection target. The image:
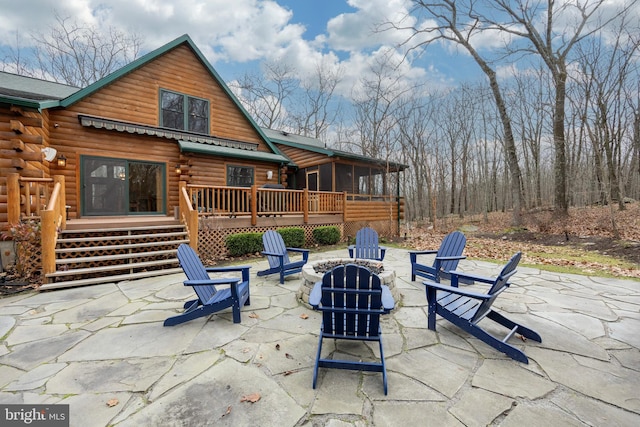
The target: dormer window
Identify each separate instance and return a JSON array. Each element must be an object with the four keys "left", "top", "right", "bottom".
[{"left": 160, "top": 89, "right": 209, "bottom": 134}]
